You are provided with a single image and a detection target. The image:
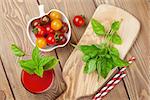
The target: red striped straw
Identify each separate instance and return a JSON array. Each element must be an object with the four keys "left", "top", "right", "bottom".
[
  {"left": 97, "top": 71, "right": 127, "bottom": 100},
  {"left": 93, "top": 56, "right": 135, "bottom": 100}
]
